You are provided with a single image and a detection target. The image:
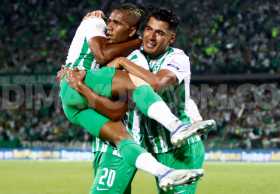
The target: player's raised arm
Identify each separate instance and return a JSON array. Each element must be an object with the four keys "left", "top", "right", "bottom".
[
  {"left": 89, "top": 37, "right": 141, "bottom": 65},
  {"left": 86, "top": 8, "right": 143, "bottom": 65}
]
